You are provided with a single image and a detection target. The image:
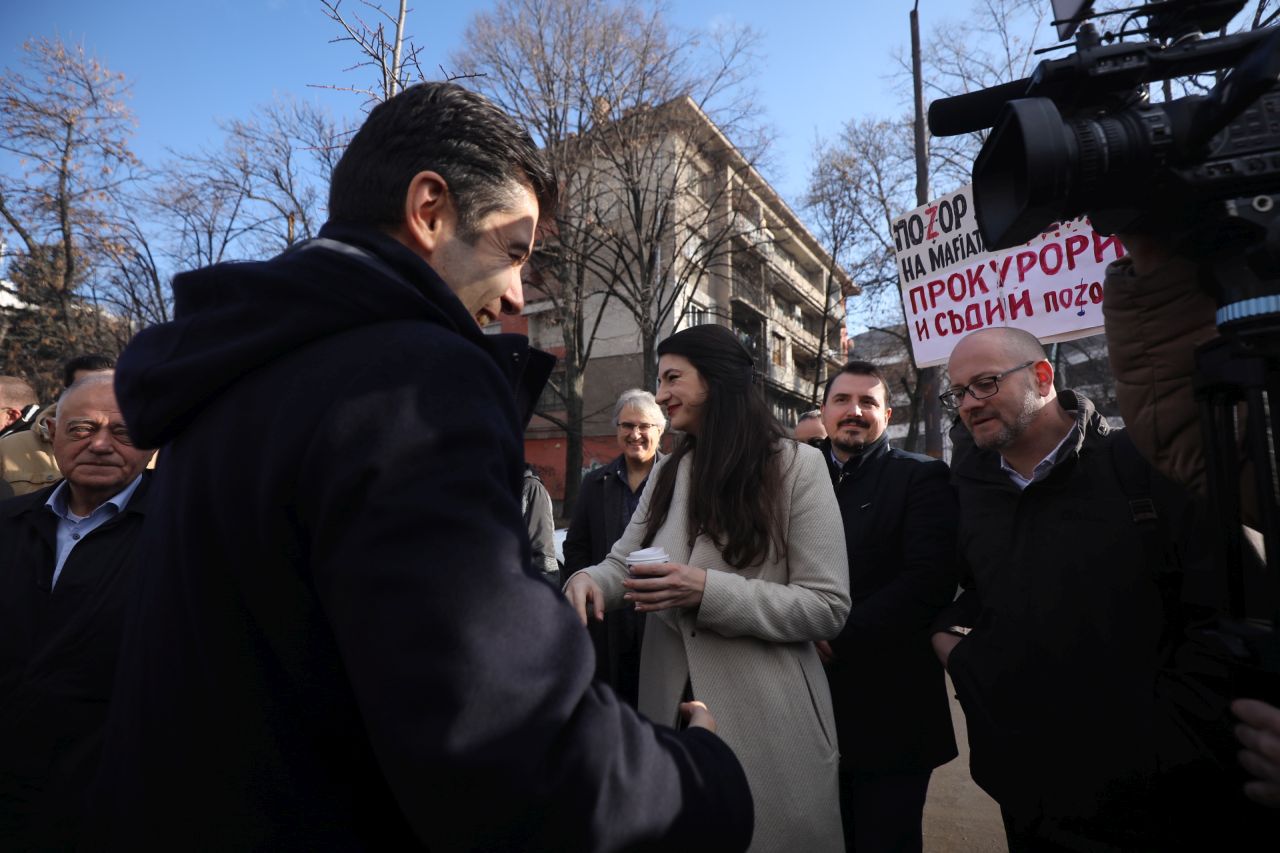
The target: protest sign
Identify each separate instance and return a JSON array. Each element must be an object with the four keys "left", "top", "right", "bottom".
[{"left": 891, "top": 184, "right": 1125, "bottom": 368}]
